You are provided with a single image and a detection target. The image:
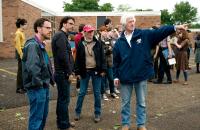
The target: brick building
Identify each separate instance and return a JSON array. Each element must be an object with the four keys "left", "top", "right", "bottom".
[{"left": 0, "top": 0, "right": 161, "bottom": 59}]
